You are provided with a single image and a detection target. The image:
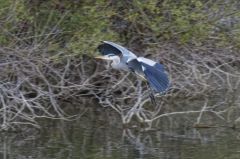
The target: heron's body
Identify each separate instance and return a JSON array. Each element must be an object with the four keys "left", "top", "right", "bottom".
[{"left": 96, "top": 41, "right": 169, "bottom": 94}]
